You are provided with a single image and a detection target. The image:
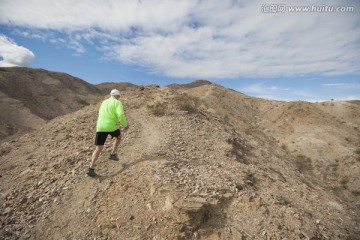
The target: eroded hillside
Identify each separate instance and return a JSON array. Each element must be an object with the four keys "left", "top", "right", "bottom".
[
  {"left": 0, "top": 67, "right": 100, "bottom": 141},
  {"left": 0, "top": 84, "right": 359, "bottom": 239}
]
